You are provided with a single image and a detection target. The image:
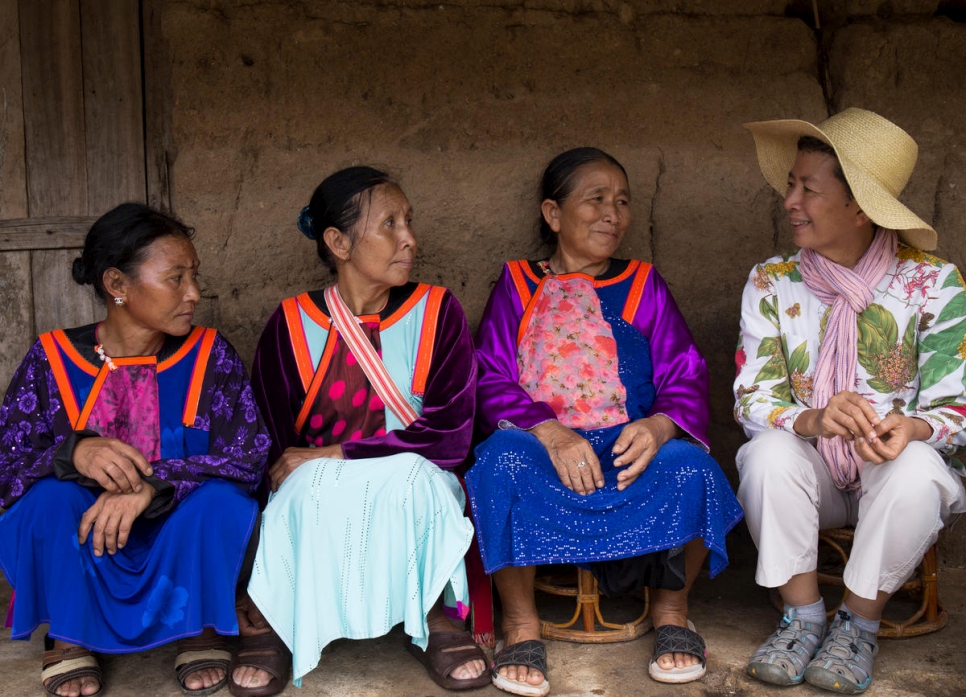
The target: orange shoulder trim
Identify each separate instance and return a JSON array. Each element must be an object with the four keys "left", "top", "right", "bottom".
[
  {"left": 39, "top": 331, "right": 82, "bottom": 427},
  {"left": 294, "top": 329, "right": 339, "bottom": 435},
  {"left": 412, "top": 286, "right": 447, "bottom": 396},
  {"left": 506, "top": 261, "right": 533, "bottom": 310},
  {"left": 621, "top": 261, "right": 653, "bottom": 324},
  {"left": 159, "top": 326, "right": 205, "bottom": 371},
  {"left": 517, "top": 277, "right": 548, "bottom": 347},
  {"left": 181, "top": 328, "right": 218, "bottom": 427},
  {"left": 283, "top": 296, "right": 315, "bottom": 392},
  {"left": 383, "top": 283, "right": 431, "bottom": 329}
]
